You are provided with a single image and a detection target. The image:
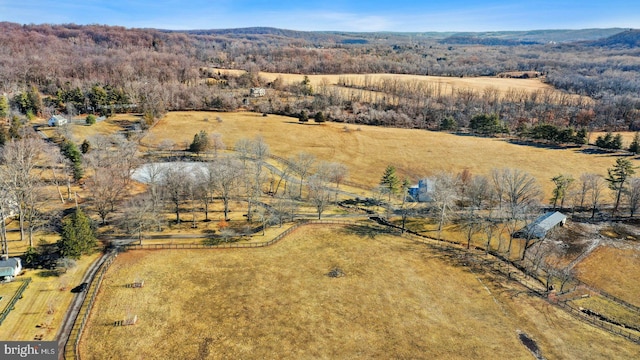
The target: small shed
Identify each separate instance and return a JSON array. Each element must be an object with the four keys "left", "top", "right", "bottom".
[
  {"left": 48, "top": 115, "right": 68, "bottom": 127},
  {"left": 0, "top": 256, "right": 22, "bottom": 282},
  {"left": 514, "top": 211, "right": 567, "bottom": 239}
]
